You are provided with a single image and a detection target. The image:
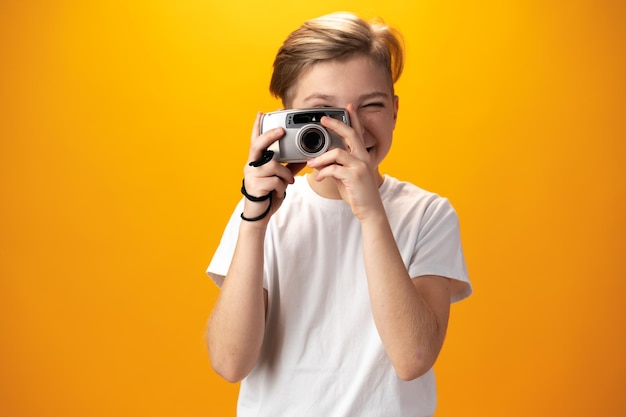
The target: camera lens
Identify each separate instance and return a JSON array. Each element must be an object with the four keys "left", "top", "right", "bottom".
[
  {"left": 296, "top": 125, "right": 330, "bottom": 157},
  {"left": 299, "top": 129, "right": 325, "bottom": 154}
]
